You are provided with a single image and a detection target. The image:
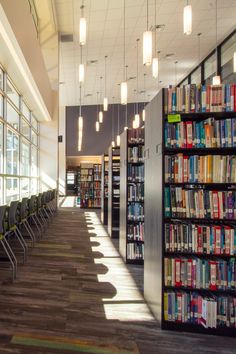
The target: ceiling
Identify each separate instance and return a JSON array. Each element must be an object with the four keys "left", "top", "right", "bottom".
[{"left": 54, "top": 0, "right": 236, "bottom": 106}]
